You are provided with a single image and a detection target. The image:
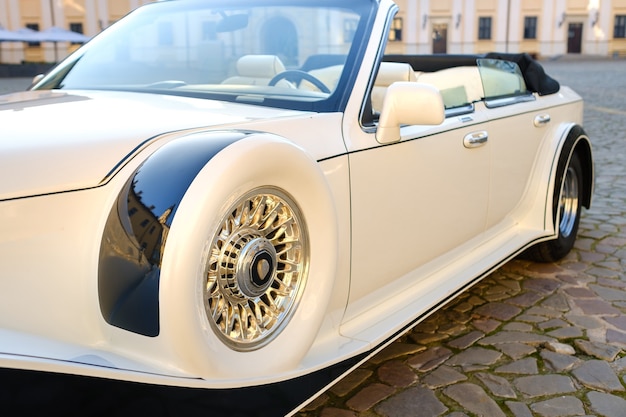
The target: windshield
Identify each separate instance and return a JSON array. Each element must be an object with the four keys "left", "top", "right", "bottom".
[{"left": 32, "top": 0, "right": 375, "bottom": 112}]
